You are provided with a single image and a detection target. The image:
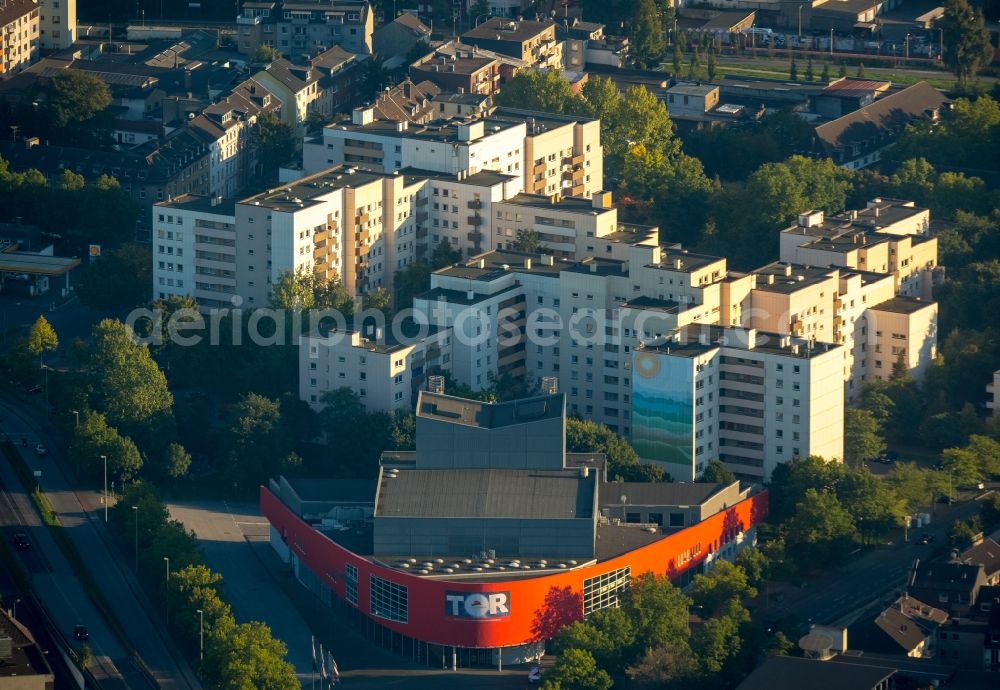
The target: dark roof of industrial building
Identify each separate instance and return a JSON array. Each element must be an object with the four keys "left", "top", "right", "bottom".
[
  {"left": 416, "top": 391, "right": 564, "bottom": 429},
  {"left": 600, "top": 481, "right": 731, "bottom": 507},
  {"left": 909, "top": 562, "right": 985, "bottom": 592},
  {"left": 0, "top": 609, "right": 54, "bottom": 681},
  {"left": 814, "top": 82, "right": 948, "bottom": 153},
  {"left": 284, "top": 477, "right": 377, "bottom": 503},
  {"left": 375, "top": 468, "right": 593, "bottom": 519},
  {"left": 736, "top": 655, "right": 896, "bottom": 690}
]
